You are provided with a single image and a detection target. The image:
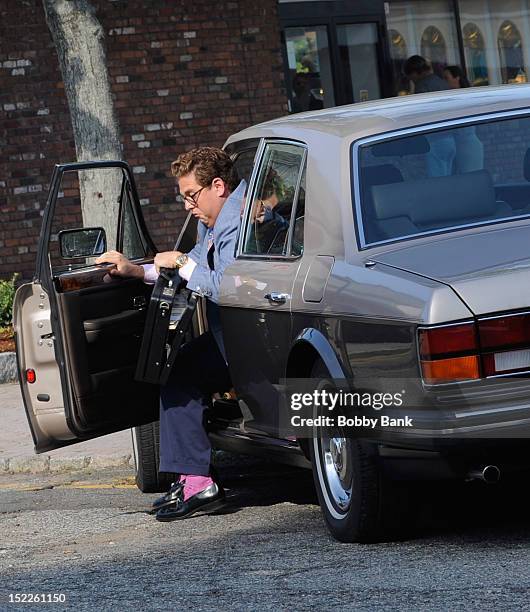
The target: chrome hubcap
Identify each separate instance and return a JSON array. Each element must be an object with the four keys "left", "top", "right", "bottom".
[{"left": 320, "top": 432, "right": 353, "bottom": 512}]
